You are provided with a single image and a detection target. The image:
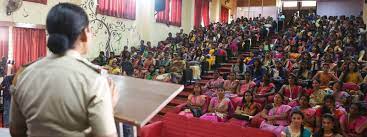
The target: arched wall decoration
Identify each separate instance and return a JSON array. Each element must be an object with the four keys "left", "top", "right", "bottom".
[{"left": 80, "top": 0, "right": 141, "bottom": 56}]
